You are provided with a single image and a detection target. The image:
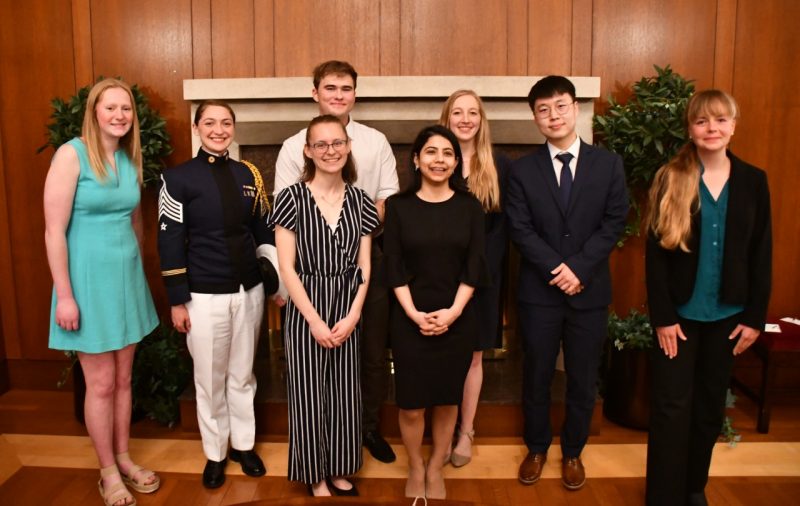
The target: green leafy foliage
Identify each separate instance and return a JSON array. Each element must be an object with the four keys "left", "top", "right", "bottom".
[
  {"left": 56, "top": 351, "right": 79, "bottom": 389},
  {"left": 131, "top": 324, "right": 192, "bottom": 427},
  {"left": 594, "top": 65, "right": 695, "bottom": 239},
  {"left": 608, "top": 309, "right": 654, "bottom": 351},
  {"left": 38, "top": 77, "right": 172, "bottom": 187},
  {"left": 720, "top": 388, "right": 741, "bottom": 447}
]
